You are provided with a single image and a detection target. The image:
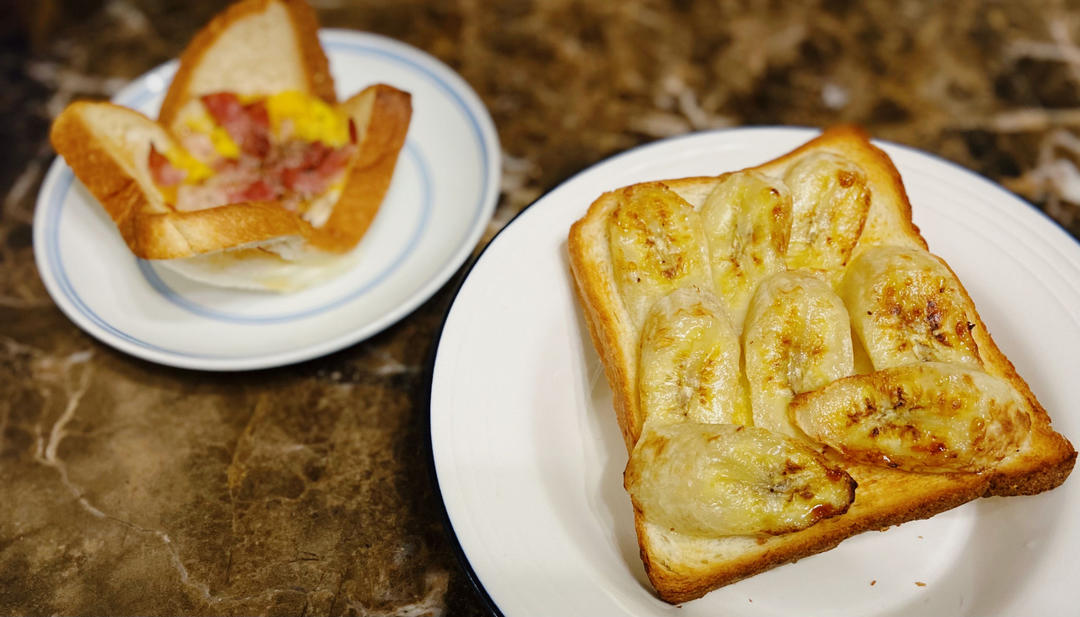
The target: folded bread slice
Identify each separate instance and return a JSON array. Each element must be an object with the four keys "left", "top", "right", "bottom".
[{"left": 49, "top": 0, "right": 411, "bottom": 291}]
